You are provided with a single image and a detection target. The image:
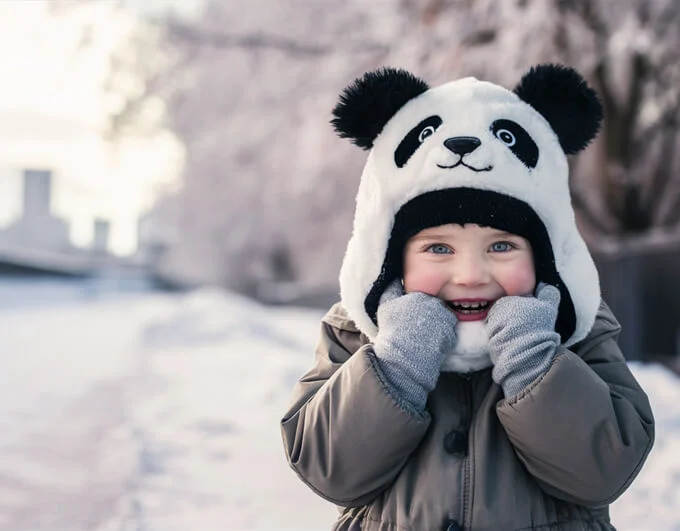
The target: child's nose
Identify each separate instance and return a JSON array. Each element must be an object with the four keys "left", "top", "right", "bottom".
[{"left": 450, "top": 254, "right": 489, "bottom": 286}]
